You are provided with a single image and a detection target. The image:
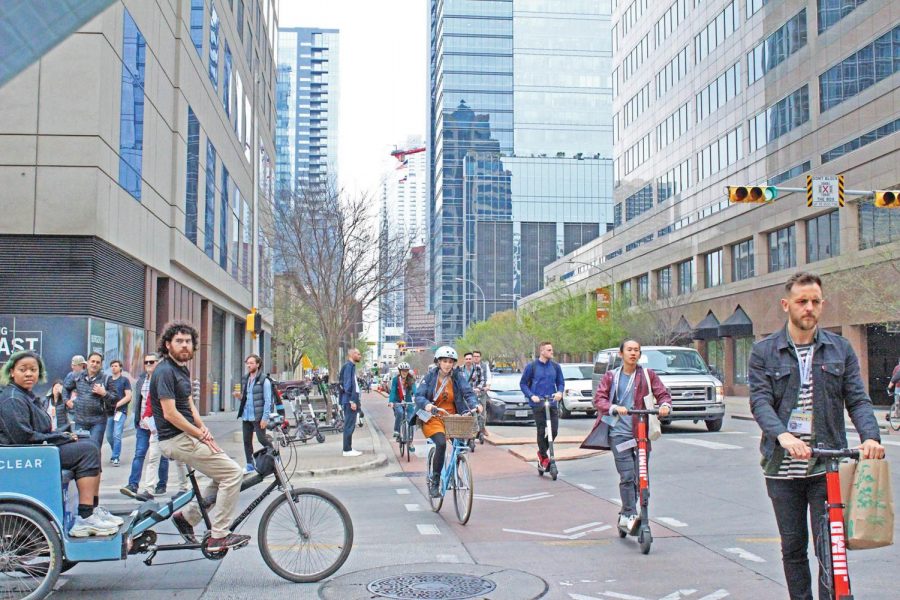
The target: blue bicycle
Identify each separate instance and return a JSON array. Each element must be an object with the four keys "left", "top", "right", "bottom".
[{"left": 426, "top": 410, "right": 476, "bottom": 524}]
